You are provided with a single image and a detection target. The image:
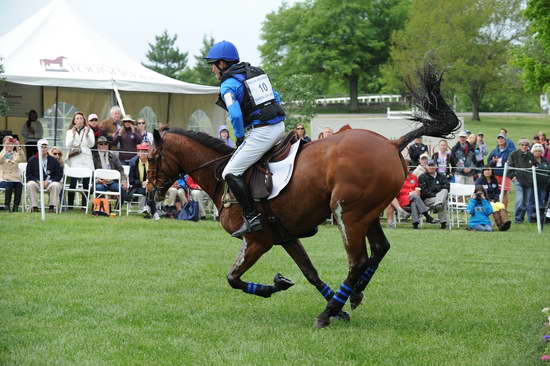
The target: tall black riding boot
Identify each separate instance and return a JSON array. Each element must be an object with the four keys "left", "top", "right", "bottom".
[{"left": 225, "top": 173, "right": 263, "bottom": 237}]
